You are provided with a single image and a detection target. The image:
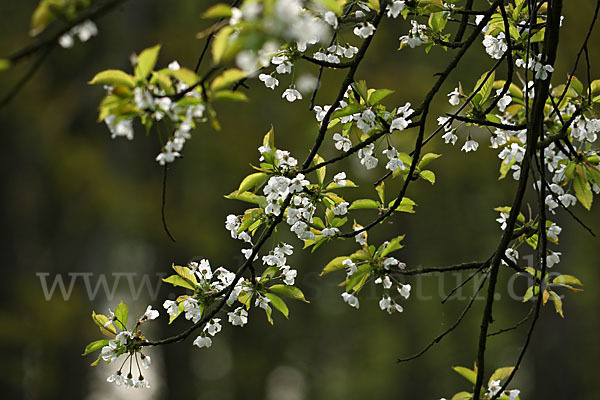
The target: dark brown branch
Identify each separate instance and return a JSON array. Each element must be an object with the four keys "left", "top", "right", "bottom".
[
  {"left": 473, "top": 1, "right": 563, "bottom": 397},
  {"left": 448, "top": 114, "right": 526, "bottom": 130},
  {"left": 454, "top": 0, "right": 474, "bottom": 42},
  {"left": 5, "top": 0, "right": 129, "bottom": 65},
  {"left": 397, "top": 270, "right": 489, "bottom": 363},
  {"left": 0, "top": 44, "right": 53, "bottom": 108},
  {"left": 301, "top": 55, "right": 354, "bottom": 69},
  {"left": 488, "top": 306, "right": 534, "bottom": 337},
  {"left": 399, "top": 261, "right": 486, "bottom": 276}
]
